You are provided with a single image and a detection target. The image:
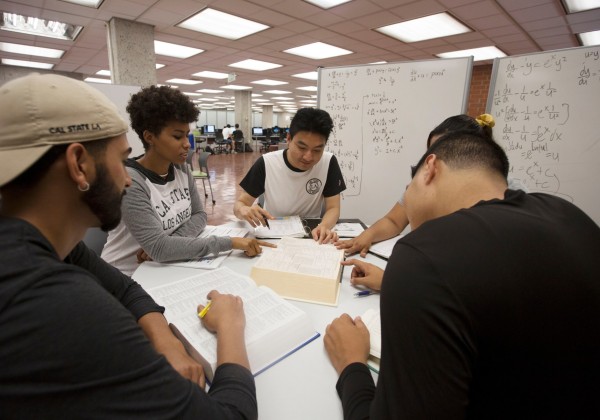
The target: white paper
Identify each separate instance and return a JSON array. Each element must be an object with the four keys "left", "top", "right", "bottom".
[
  {"left": 252, "top": 216, "right": 307, "bottom": 238},
  {"left": 332, "top": 222, "right": 365, "bottom": 238},
  {"left": 369, "top": 234, "right": 404, "bottom": 259}
]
